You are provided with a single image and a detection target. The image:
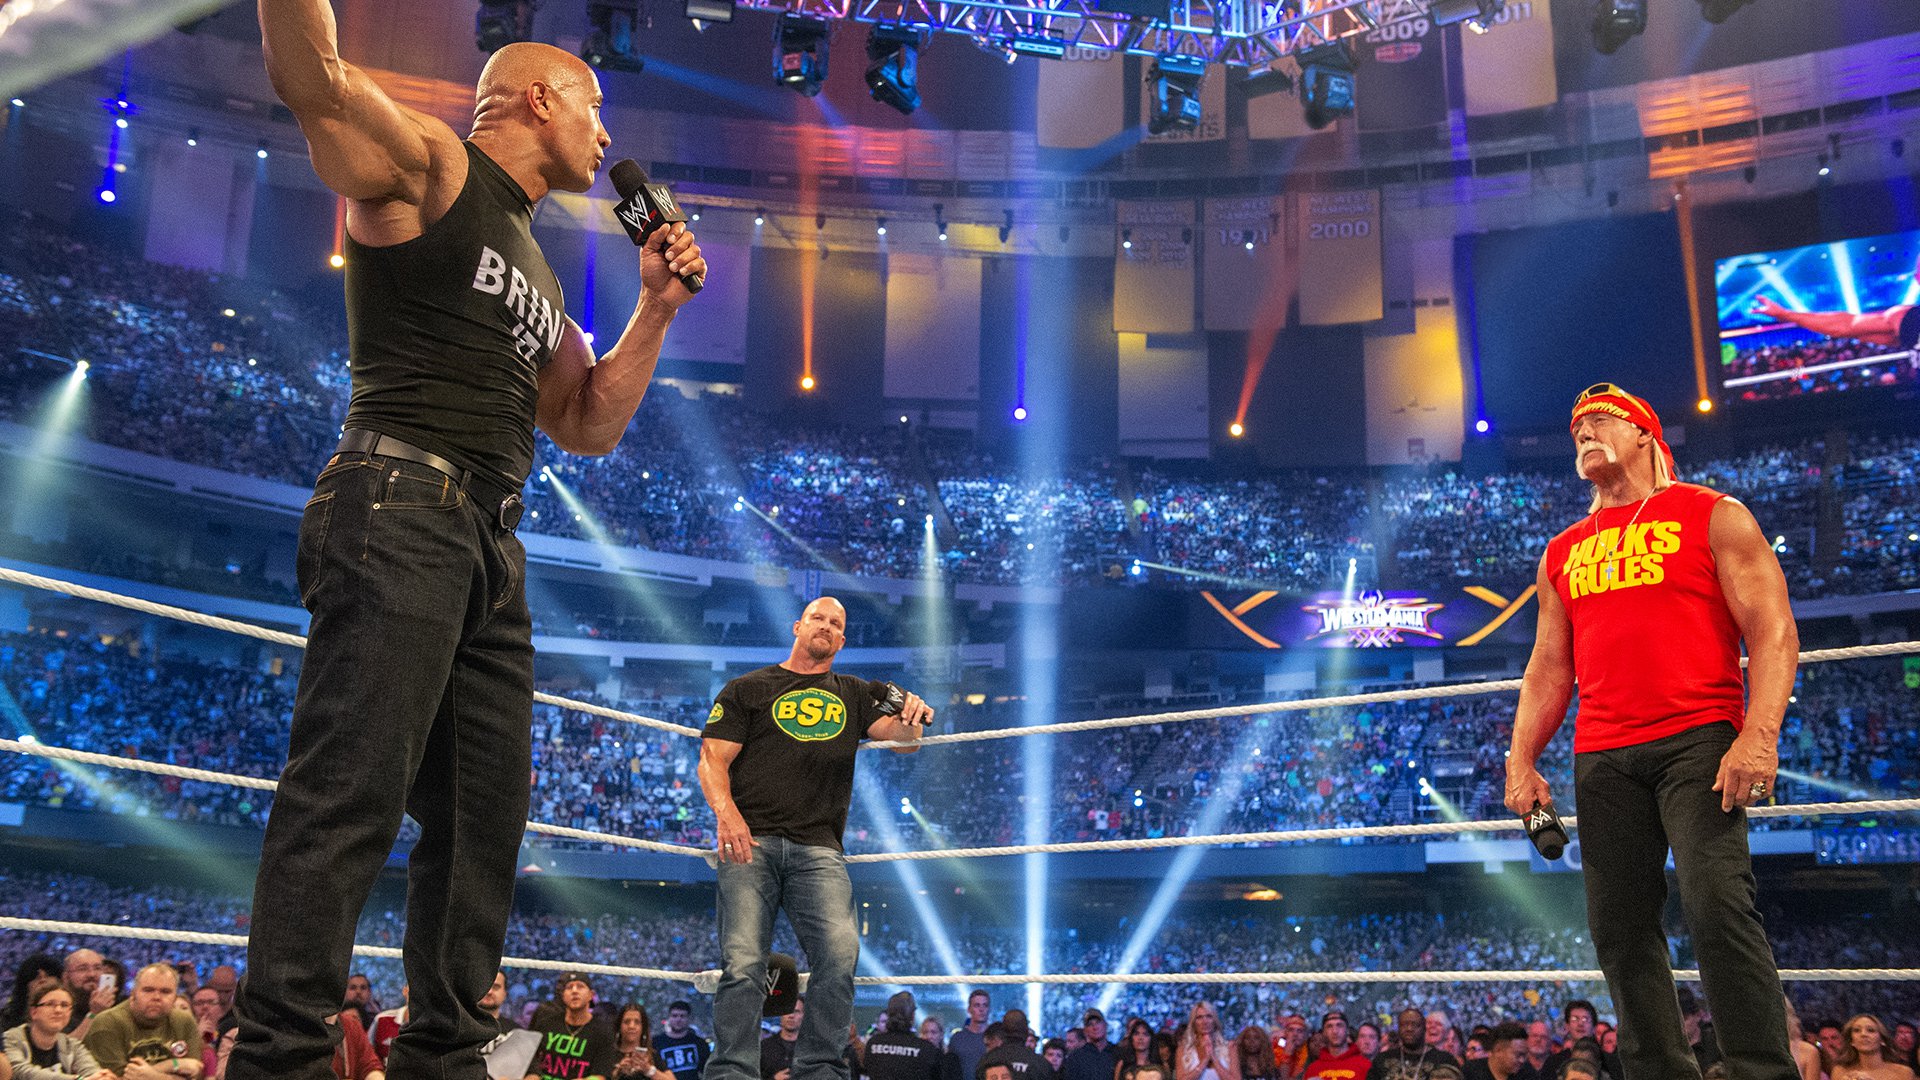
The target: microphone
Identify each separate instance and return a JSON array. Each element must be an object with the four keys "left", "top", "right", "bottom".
[
  {"left": 1523, "top": 800, "right": 1570, "bottom": 860},
  {"left": 609, "top": 159, "right": 704, "bottom": 294},
  {"left": 870, "top": 680, "right": 931, "bottom": 728}
]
